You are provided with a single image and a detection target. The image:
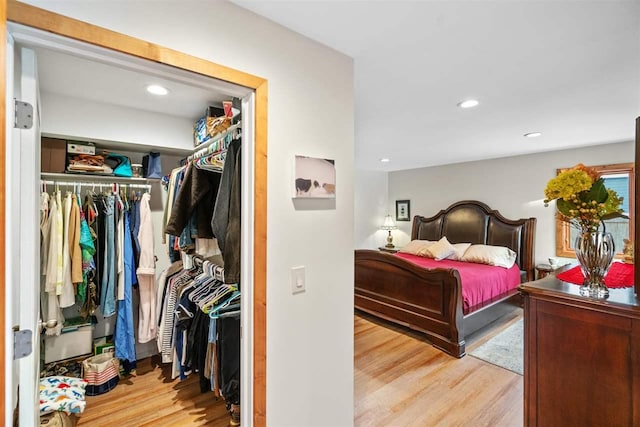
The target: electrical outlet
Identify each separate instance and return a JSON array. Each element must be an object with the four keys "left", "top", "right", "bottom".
[{"left": 291, "top": 266, "right": 306, "bottom": 294}]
